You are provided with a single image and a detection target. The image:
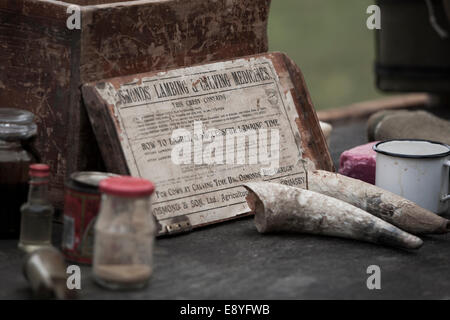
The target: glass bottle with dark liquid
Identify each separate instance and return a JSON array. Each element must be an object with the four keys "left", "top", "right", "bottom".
[
  {"left": 18, "top": 164, "right": 54, "bottom": 253},
  {"left": 0, "top": 108, "right": 37, "bottom": 239}
]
